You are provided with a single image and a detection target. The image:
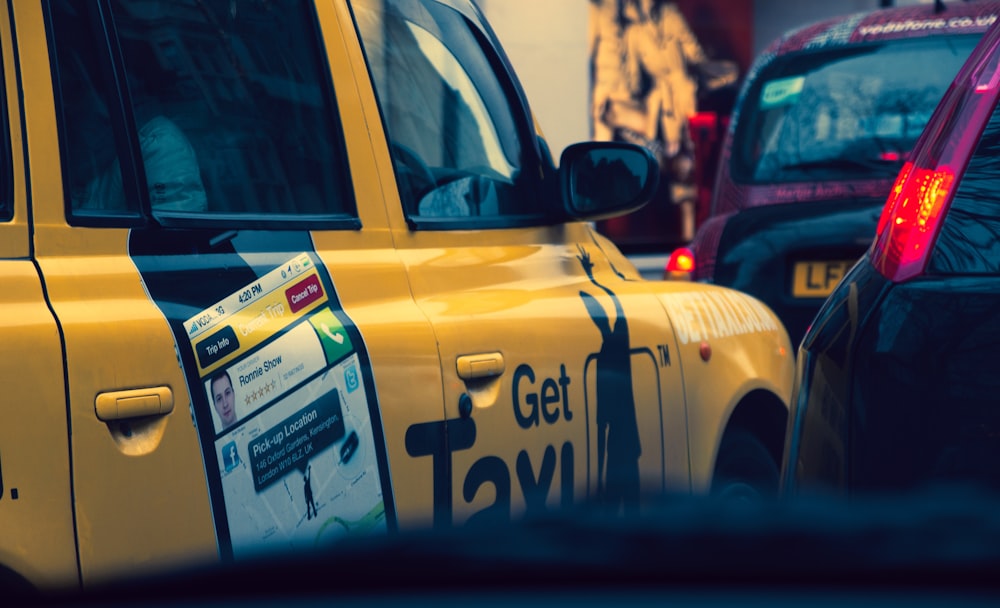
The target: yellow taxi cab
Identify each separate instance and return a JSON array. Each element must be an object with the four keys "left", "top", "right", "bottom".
[{"left": 0, "top": 0, "right": 793, "bottom": 592}]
